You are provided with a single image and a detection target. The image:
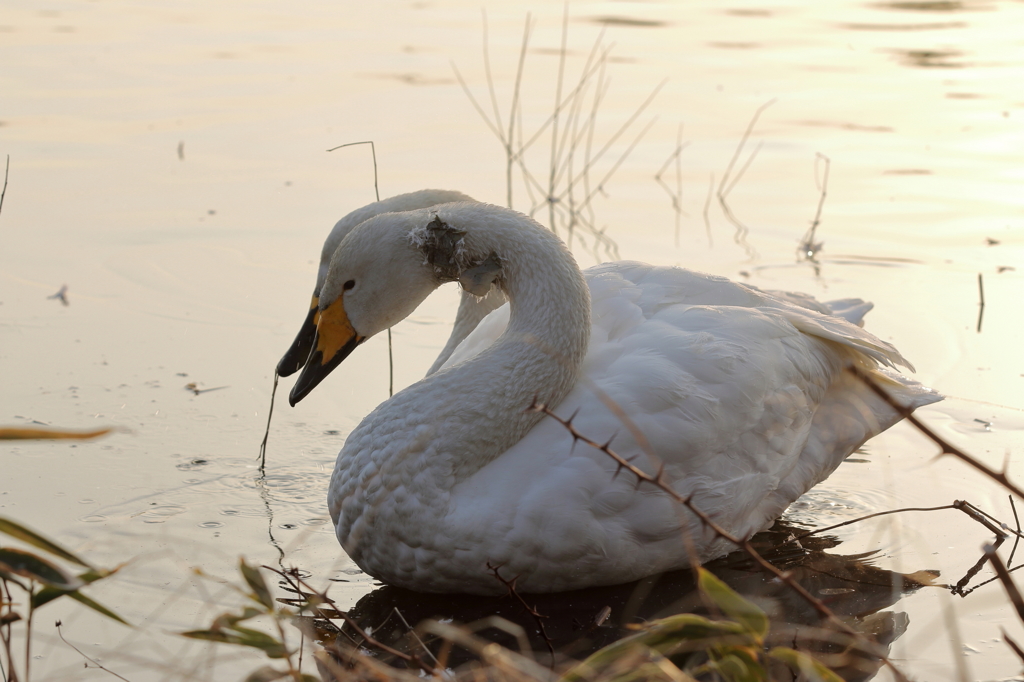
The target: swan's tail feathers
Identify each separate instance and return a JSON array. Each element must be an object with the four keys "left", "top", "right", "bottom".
[
  {"left": 804, "top": 368, "right": 941, "bottom": 479},
  {"left": 862, "top": 366, "right": 943, "bottom": 413},
  {"left": 824, "top": 298, "right": 874, "bottom": 328},
  {"left": 768, "top": 368, "right": 942, "bottom": 521},
  {"left": 782, "top": 309, "right": 915, "bottom": 372}
]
